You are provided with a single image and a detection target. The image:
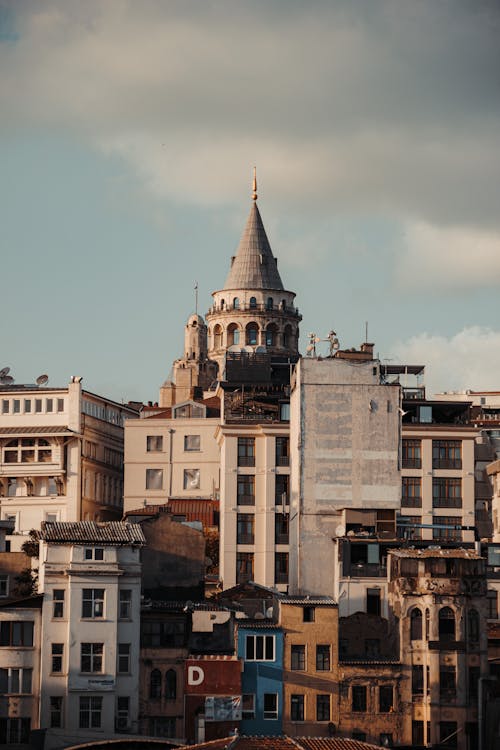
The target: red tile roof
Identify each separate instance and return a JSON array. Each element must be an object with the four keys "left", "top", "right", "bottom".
[{"left": 181, "top": 737, "right": 384, "bottom": 750}]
